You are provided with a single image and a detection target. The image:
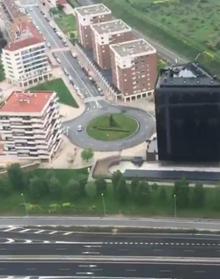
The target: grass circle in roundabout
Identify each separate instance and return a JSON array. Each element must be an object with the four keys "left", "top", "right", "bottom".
[{"left": 86, "top": 113, "right": 139, "bottom": 141}]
